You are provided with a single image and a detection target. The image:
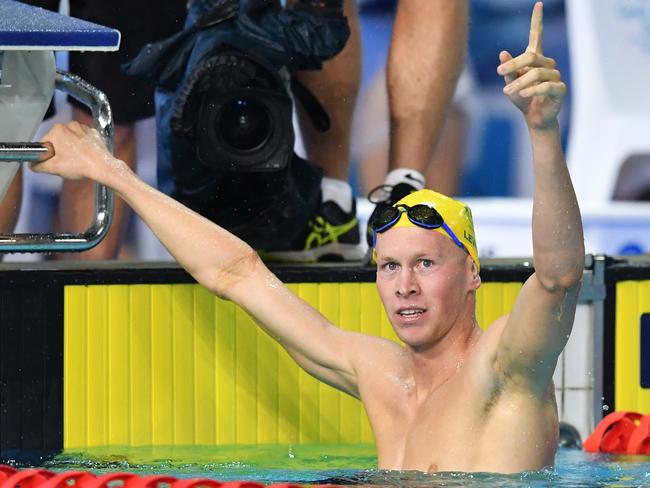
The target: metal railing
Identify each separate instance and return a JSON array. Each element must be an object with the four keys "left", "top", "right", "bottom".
[{"left": 0, "top": 70, "right": 113, "bottom": 252}]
